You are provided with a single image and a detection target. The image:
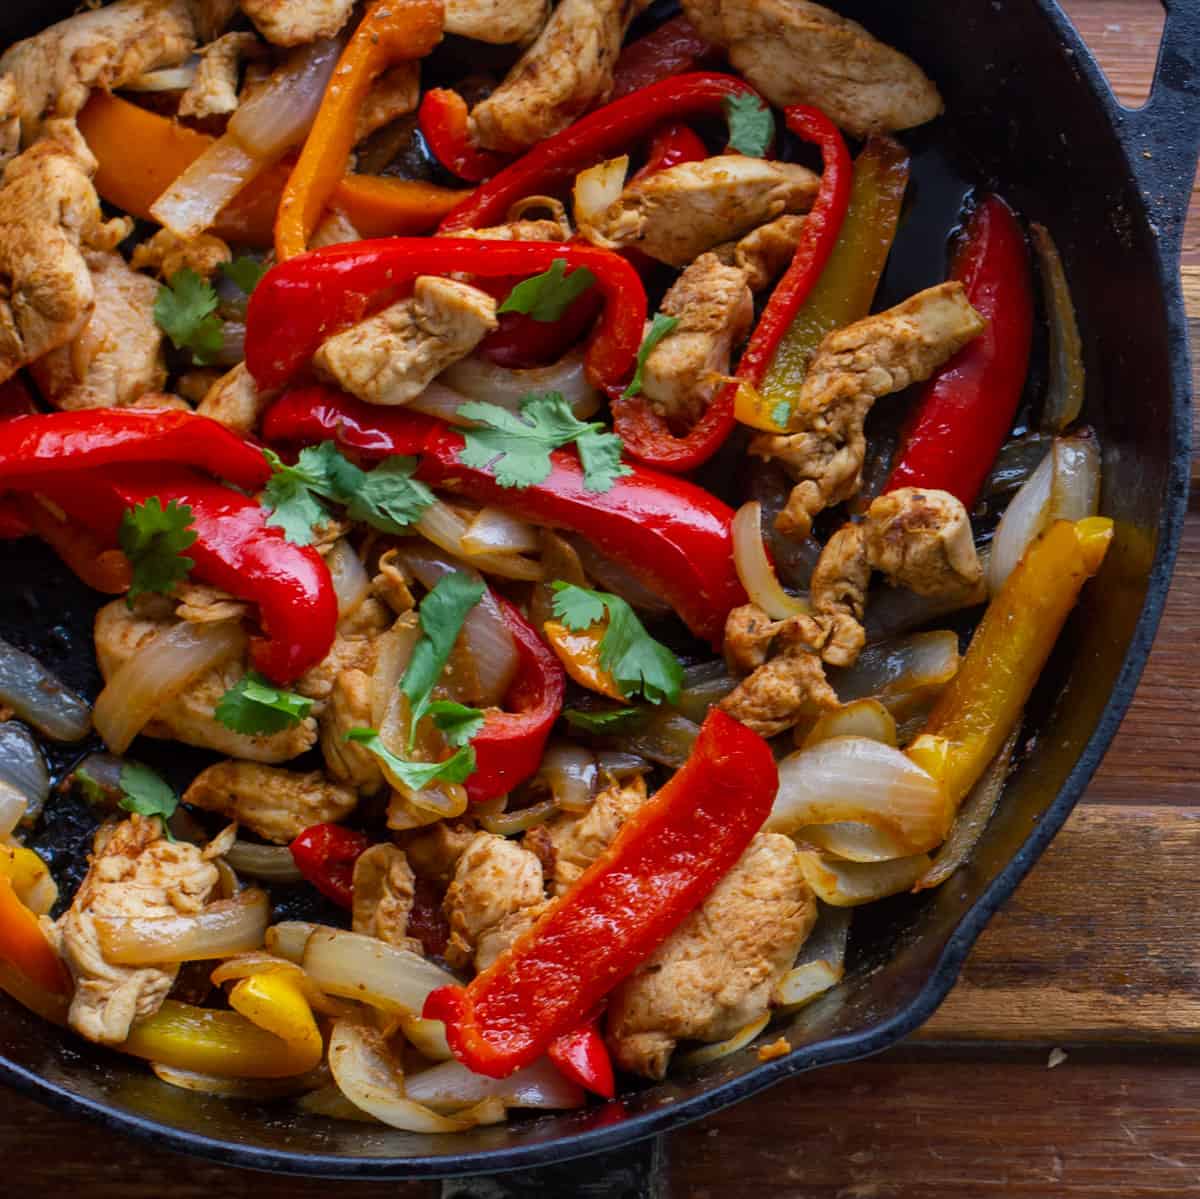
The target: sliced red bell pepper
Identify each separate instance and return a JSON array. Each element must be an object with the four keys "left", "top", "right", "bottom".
[
  {"left": 612, "top": 104, "right": 852, "bottom": 473},
  {"left": 261, "top": 388, "right": 746, "bottom": 645},
  {"left": 548, "top": 1022, "right": 616, "bottom": 1099},
  {"left": 419, "top": 89, "right": 510, "bottom": 184},
  {"left": 438, "top": 73, "right": 762, "bottom": 233},
  {"left": 16, "top": 496, "right": 131, "bottom": 594},
  {"left": 631, "top": 122, "right": 708, "bottom": 183},
  {"left": 884, "top": 196, "right": 1034, "bottom": 507},
  {"left": 245, "top": 239, "right": 646, "bottom": 395},
  {"left": 289, "top": 823, "right": 370, "bottom": 908},
  {"left": 474, "top": 274, "right": 604, "bottom": 370},
  {"left": 468, "top": 596, "right": 565, "bottom": 804},
  {"left": 611, "top": 16, "right": 713, "bottom": 100},
  {"left": 423, "top": 709, "right": 777, "bottom": 1077}
]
